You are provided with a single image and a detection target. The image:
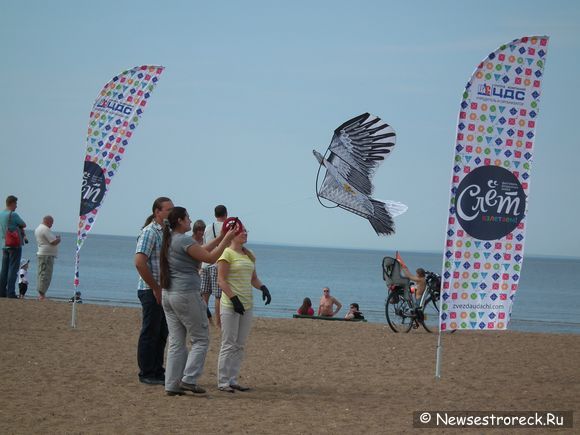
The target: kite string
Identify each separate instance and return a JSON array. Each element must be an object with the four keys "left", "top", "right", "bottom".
[{"left": 235, "top": 195, "right": 315, "bottom": 219}]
